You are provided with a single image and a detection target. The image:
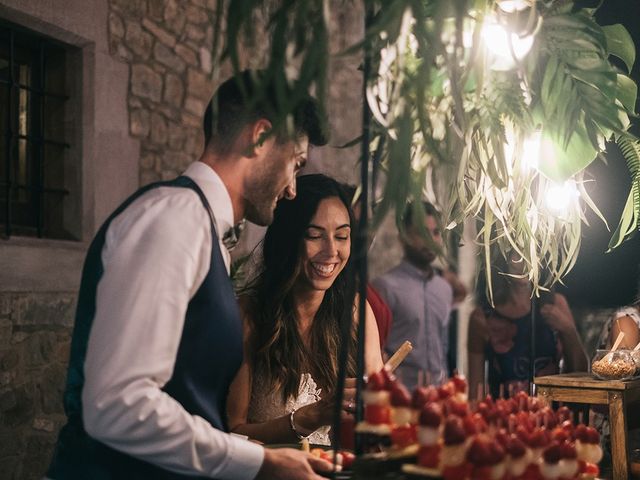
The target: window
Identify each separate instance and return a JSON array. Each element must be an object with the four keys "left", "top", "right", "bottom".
[{"left": 0, "top": 21, "right": 79, "bottom": 240}]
